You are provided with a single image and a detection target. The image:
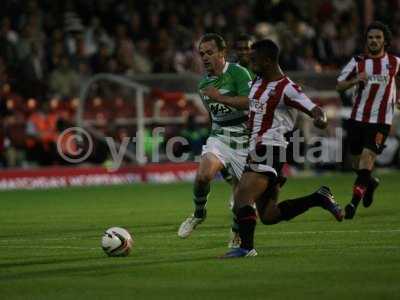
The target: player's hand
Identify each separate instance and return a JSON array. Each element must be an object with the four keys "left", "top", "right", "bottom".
[
  {"left": 357, "top": 72, "right": 367, "bottom": 84},
  {"left": 311, "top": 107, "right": 328, "bottom": 129},
  {"left": 202, "top": 87, "right": 221, "bottom": 101}
]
